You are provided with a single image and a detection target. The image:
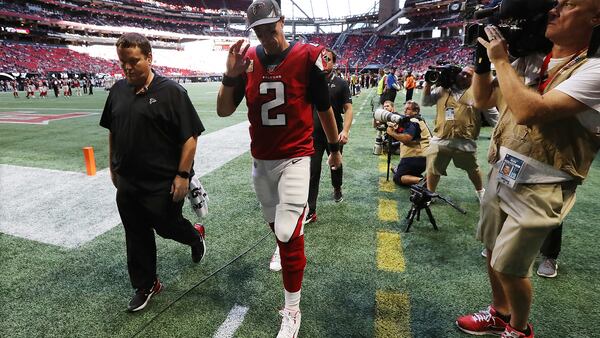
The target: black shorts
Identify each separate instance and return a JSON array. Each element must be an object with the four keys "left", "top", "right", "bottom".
[{"left": 394, "top": 157, "right": 426, "bottom": 183}]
